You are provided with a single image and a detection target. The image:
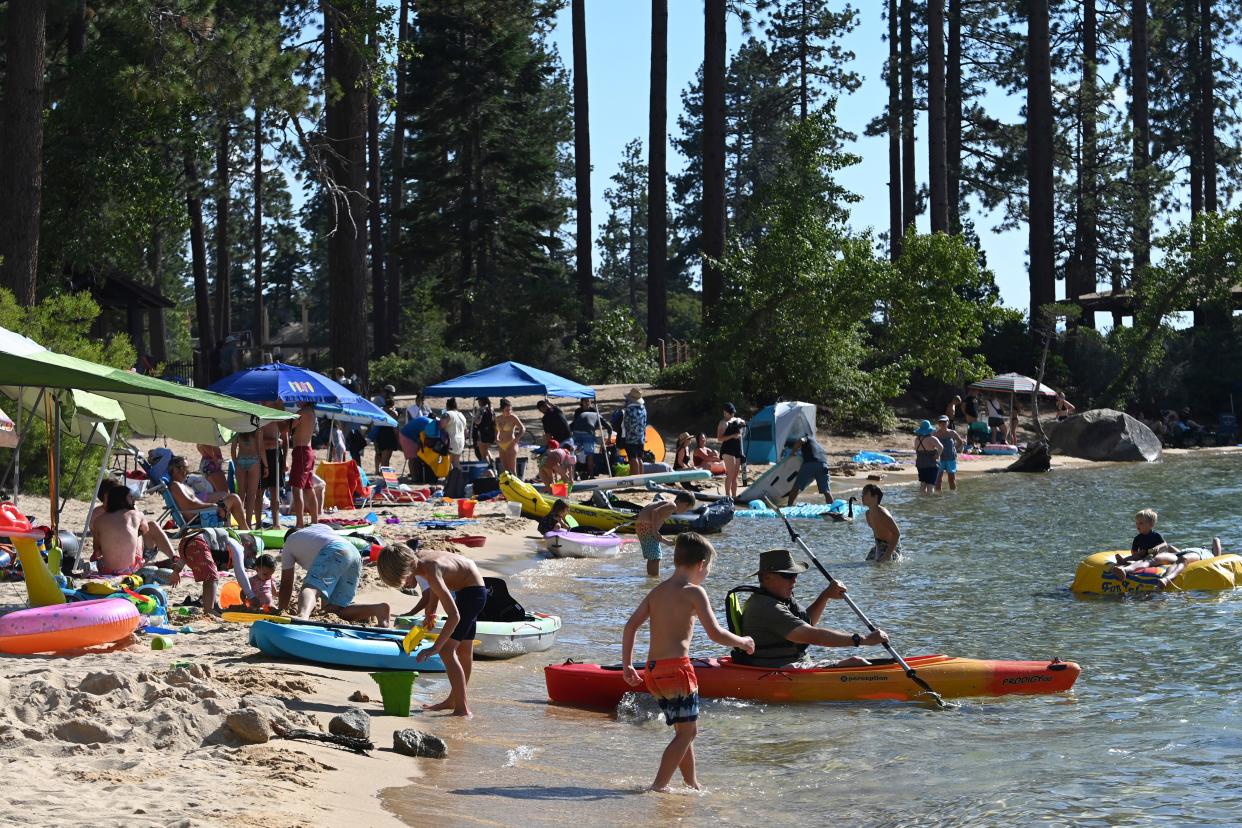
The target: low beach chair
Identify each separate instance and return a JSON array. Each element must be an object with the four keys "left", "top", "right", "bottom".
[
  {"left": 377, "top": 466, "right": 423, "bottom": 504},
  {"left": 158, "top": 479, "right": 223, "bottom": 537}
]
